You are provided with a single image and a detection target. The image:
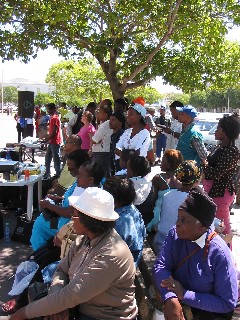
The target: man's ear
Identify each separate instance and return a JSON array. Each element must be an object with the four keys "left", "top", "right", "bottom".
[{"left": 88, "top": 176, "right": 95, "bottom": 186}]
